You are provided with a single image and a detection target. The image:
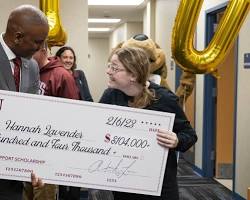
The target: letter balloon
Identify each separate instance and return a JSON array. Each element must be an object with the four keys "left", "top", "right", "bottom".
[
  {"left": 171, "top": 0, "right": 250, "bottom": 74},
  {"left": 40, "top": 0, "right": 67, "bottom": 48}
]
